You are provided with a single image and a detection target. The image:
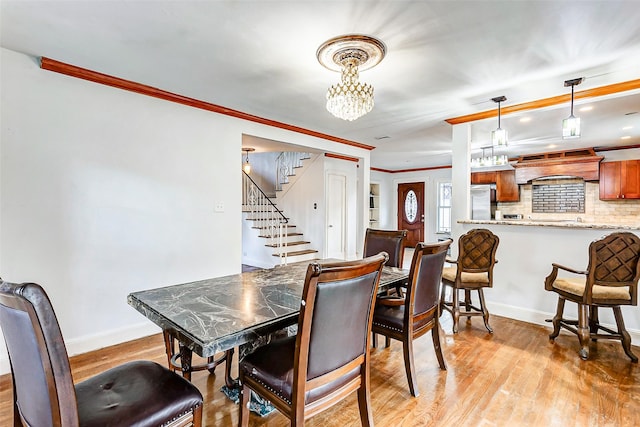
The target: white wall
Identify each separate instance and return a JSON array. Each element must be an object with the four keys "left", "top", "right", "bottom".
[
  {"left": 371, "top": 168, "right": 453, "bottom": 244},
  {"left": 0, "top": 48, "right": 371, "bottom": 374}
]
